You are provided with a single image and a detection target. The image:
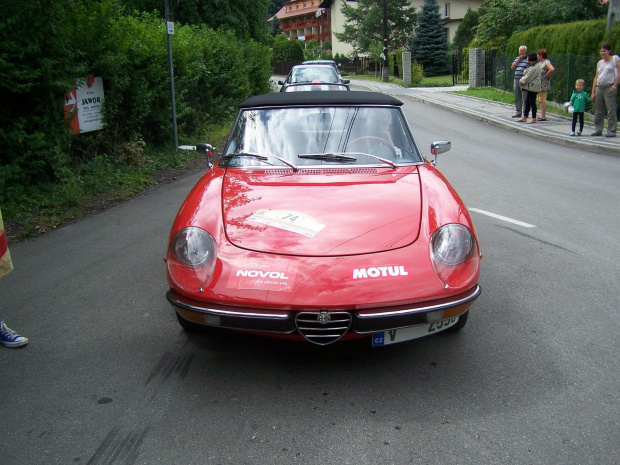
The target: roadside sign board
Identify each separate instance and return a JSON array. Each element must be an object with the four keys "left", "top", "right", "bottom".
[{"left": 64, "top": 76, "right": 105, "bottom": 134}]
